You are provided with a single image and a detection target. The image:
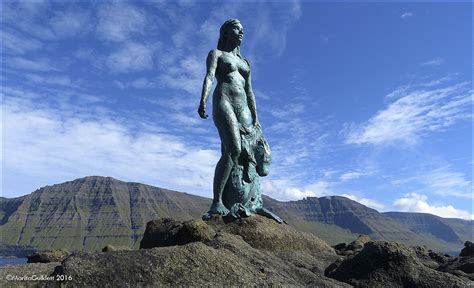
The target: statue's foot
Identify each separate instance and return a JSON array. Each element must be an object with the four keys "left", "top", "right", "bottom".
[{"left": 208, "top": 202, "right": 230, "bottom": 216}]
